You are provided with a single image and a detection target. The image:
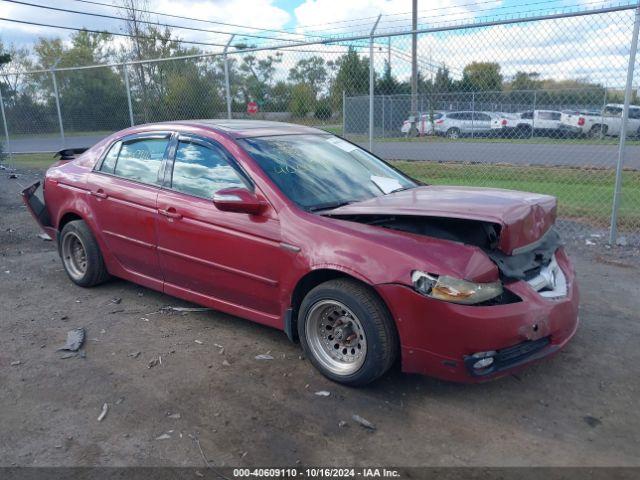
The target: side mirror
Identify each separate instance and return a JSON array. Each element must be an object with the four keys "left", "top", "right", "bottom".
[{"left": 212, "top": 187, "right": 267, "bottom": 215}]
